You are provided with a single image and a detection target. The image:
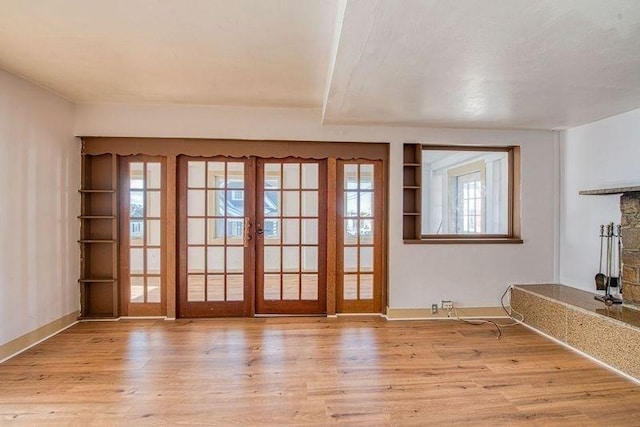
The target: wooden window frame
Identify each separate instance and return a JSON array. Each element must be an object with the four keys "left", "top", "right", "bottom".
[{"left": 403, "top": 144, "right": 522, "bottom": 244}]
